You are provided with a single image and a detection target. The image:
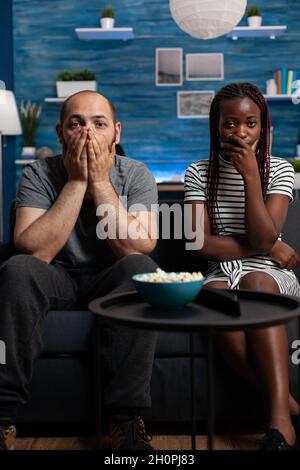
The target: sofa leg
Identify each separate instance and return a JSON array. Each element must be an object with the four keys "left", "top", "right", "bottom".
[
  {"left": 207, "top": 327, "right": 215, "bottom": 451},
  {"left": 94, "top": 317, "right": 104, "bottom": 449}
]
